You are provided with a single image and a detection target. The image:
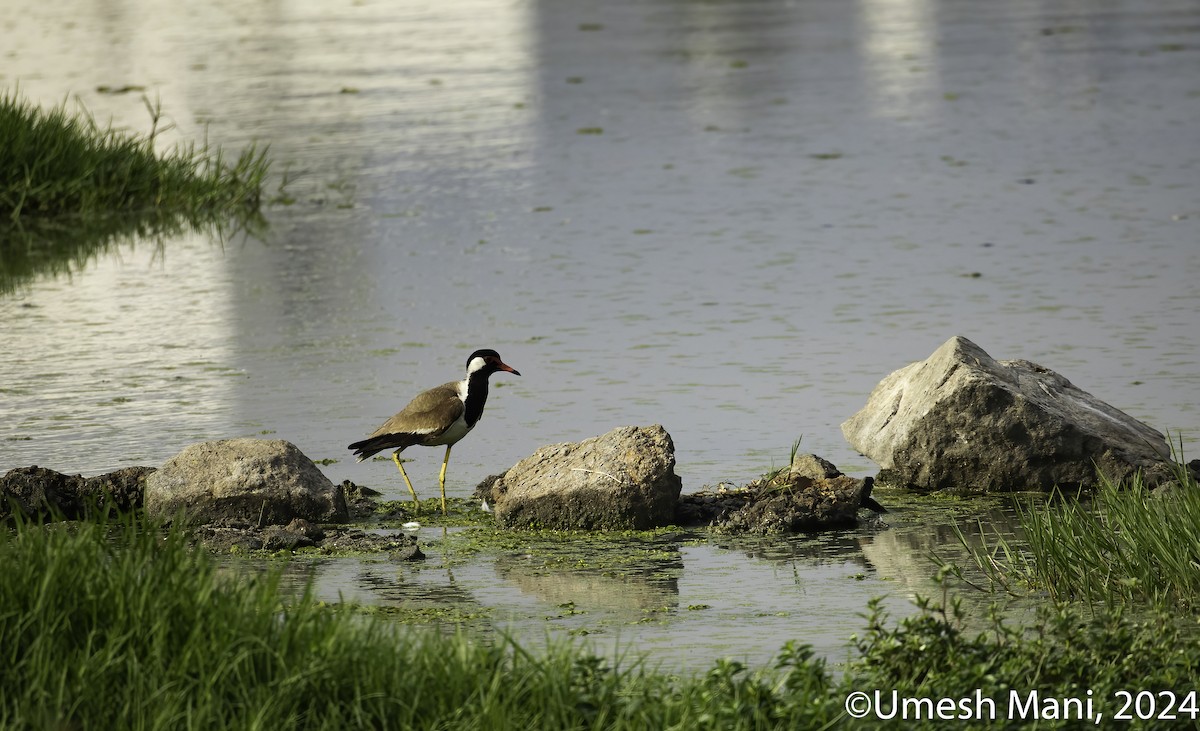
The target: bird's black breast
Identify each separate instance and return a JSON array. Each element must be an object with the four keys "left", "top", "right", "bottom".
[{"left": 462, "top": 378, "right": 489, "bottom": 428}]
